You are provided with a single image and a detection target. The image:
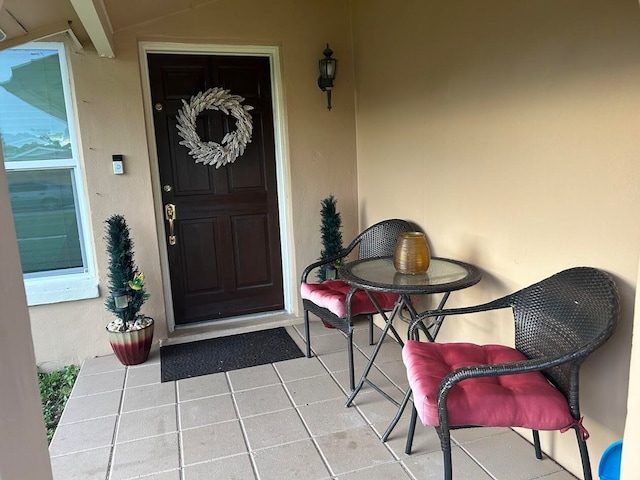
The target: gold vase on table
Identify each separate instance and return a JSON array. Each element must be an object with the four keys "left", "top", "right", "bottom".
[{"left": 393, "top": 232, "right": 430, "bottom": 274}]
